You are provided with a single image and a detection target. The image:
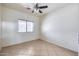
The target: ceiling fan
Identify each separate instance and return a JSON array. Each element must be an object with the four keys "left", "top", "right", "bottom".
[{"left": 32, "top": 3, "right": 48, "bottom": 13}]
